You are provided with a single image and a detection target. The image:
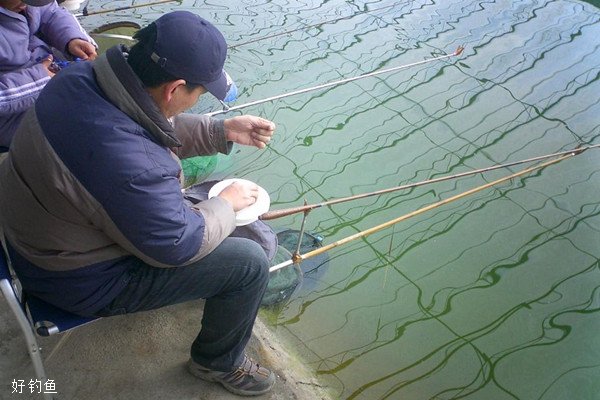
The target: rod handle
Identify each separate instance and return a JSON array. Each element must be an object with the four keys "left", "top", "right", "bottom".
[{"left": 259, "top": 205, "right": 313, "bottom": 220}]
